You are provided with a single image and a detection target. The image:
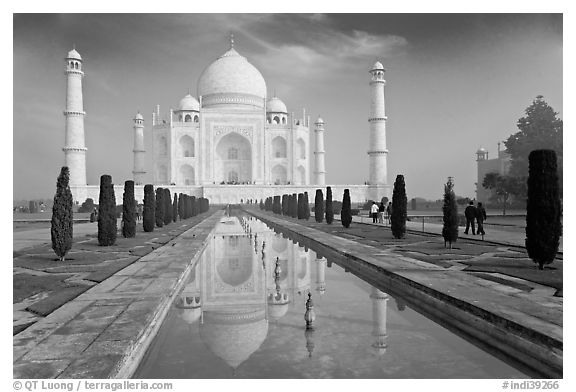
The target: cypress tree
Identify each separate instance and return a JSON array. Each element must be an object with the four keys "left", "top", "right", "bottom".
[
  {"left": 325, "top": 186, "right": 334, "bottom": 224},
  {"left": 155, "top": 187, "right": 164, "bottom": 227},
  {"left": 122, "top": 180, "right": 136, "bottom": 238},
  {"left": 297, "top": 193, "right": 304, "bottom": 219},
  {"left": 303, "top": 192, "right": 311, "bottom": 220},
  {"left": 391, "top": 175, "right": 408, "bottom": 239},
  {"left": 260, "top": 199, "right": 264, "bottom": 210},
  {"left": 526, "top": 150, "right": 562, "bottom": 270},
  {"left": 51, "top": 166, "right": 73, "bottom": 261},
  {"left": 281, "top": 194, "right": 287, "bottom": 215},
  {"left": 341, "top": 189, "right": 352, "bottom": 228},
  {"left": 291, "top": 193, "right": 298, "bottom": 218},
  {"left": 273, "top": 195, "right": 281, "bottom": 214},
  {"left": 314, "top": 189, "right": 324, "bottom": 223},
  {"left": 143, "top": 184, "right": 155, "bottom": 232},
  {"left": 172, "top": 193, "right": 178, "bottom": 223},
  {"left": 163, "top": 188, "right": 172, "bottom": 225},
  {"left": 442, "top": 178, "right": 459, "bottom": 248},
  {"left": 183, "top": 195, "right": 189, "bottom": 219},
  {"left": 191, "top": 196, "right": 197, "bottom": 216},
  {"left": 97, "top": 174, "right": 117, "bottom": 246}
]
